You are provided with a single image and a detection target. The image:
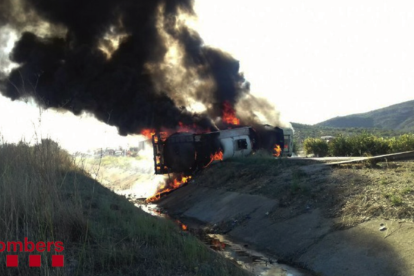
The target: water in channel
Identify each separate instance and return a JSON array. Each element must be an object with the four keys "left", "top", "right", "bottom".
[{"left": 138, "top": 202, "right": 313, "bottom": 276}]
